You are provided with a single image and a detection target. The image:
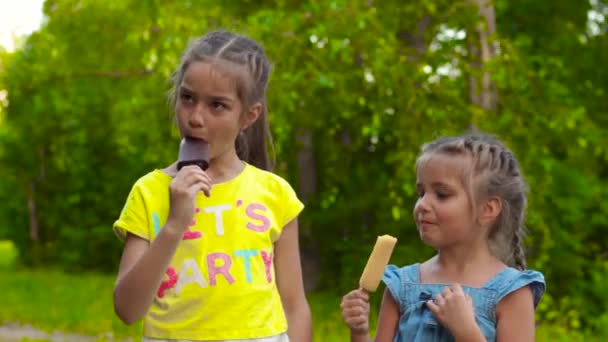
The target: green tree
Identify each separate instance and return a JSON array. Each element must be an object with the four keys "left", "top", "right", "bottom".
[{"left": 1, "top": 0, "right": 607, "bottom": 334}]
